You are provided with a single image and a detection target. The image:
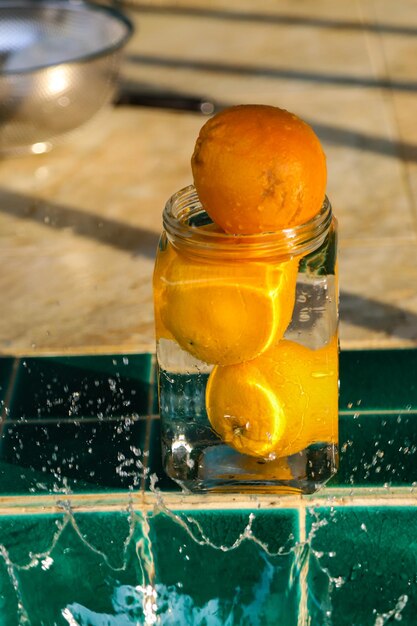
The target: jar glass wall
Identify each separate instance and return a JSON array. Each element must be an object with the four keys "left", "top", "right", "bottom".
[{"left": 153, "top": 185, "right": 338, "bottom": 493}]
